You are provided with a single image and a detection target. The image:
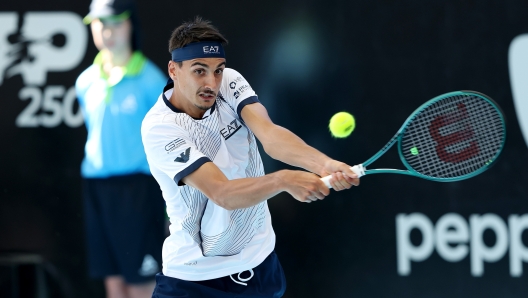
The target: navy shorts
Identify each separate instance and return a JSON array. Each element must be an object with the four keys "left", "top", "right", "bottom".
[
  {"left": 83, "top": 173, "right": 166, "bottom": 284},
  {"left": 152, "top": 251, "right": 286, "bottom": 297}
]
